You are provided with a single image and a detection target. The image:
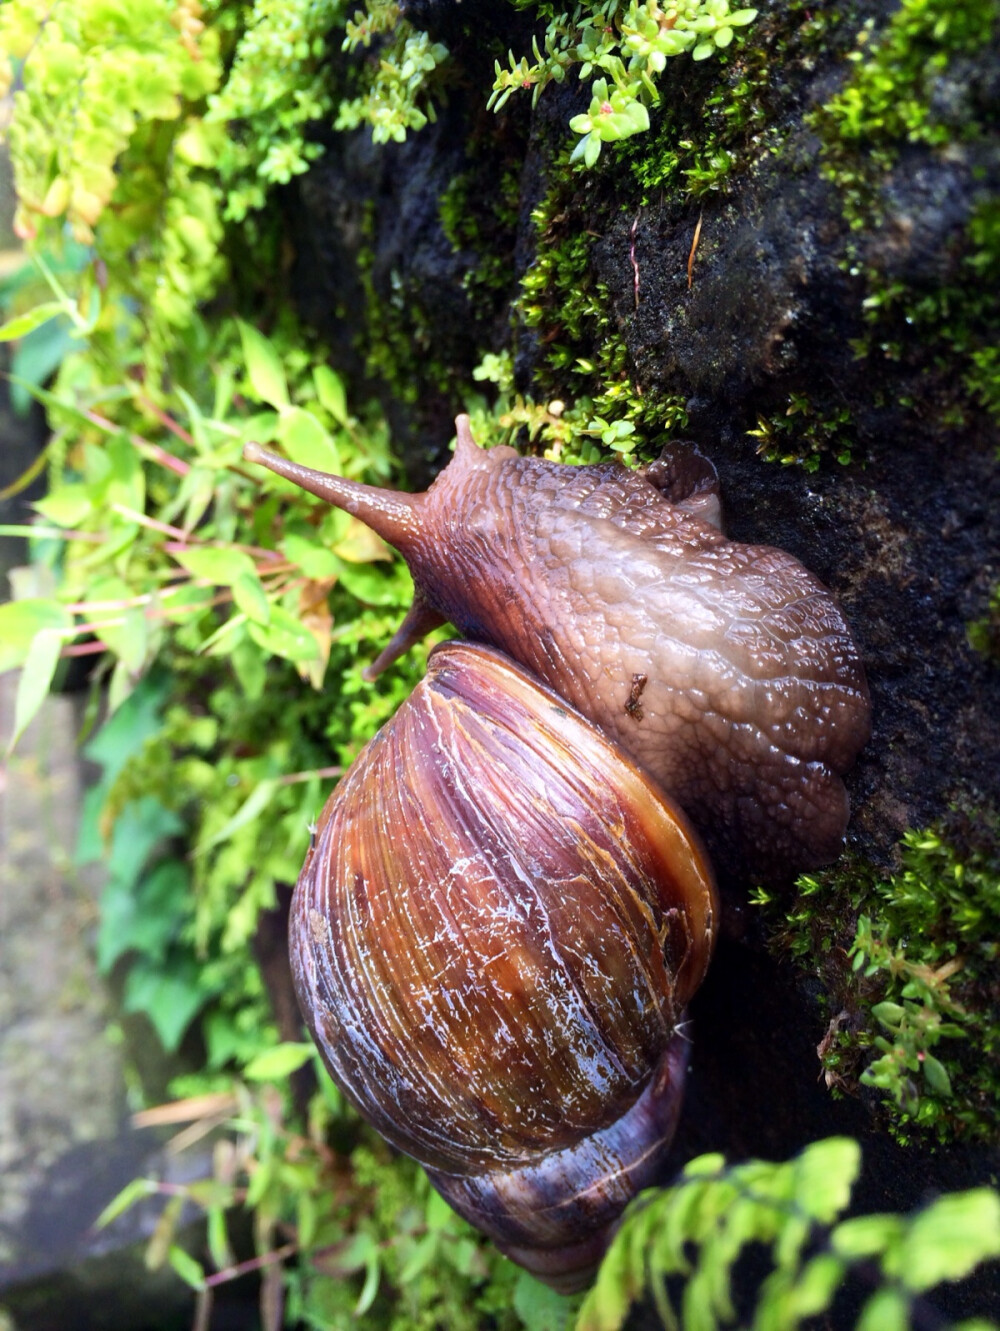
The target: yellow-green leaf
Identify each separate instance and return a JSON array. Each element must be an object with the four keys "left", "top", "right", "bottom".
[
  {"left": 313, "top": 364, "right": 349, "bottom": 425},
  {"left": 7, "top": 628, "right": 64, "bottom": 752},
  {"left": 0, "top": 301, "right": 66, "bottom": 341},
  {"left": 33, "top": 484, "right": 93, "bottom": 528},
  {"left": 237, "top": 320, "right": 288, "bottom": 409},
  {"left": 244, "top": 1042, "right": 315, "bottom": 1081},
  {"left": 248, "top": 604, "right": 321, "bottom": 662},
  {"left": 0, "top": 599, "right": 72, "bottom": 673},
  {"left": 173, "top": 546, "right": 257, "bottom": 585},
  {"left": 278, "top": 406, "right": 340, "bottom": 472}
]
